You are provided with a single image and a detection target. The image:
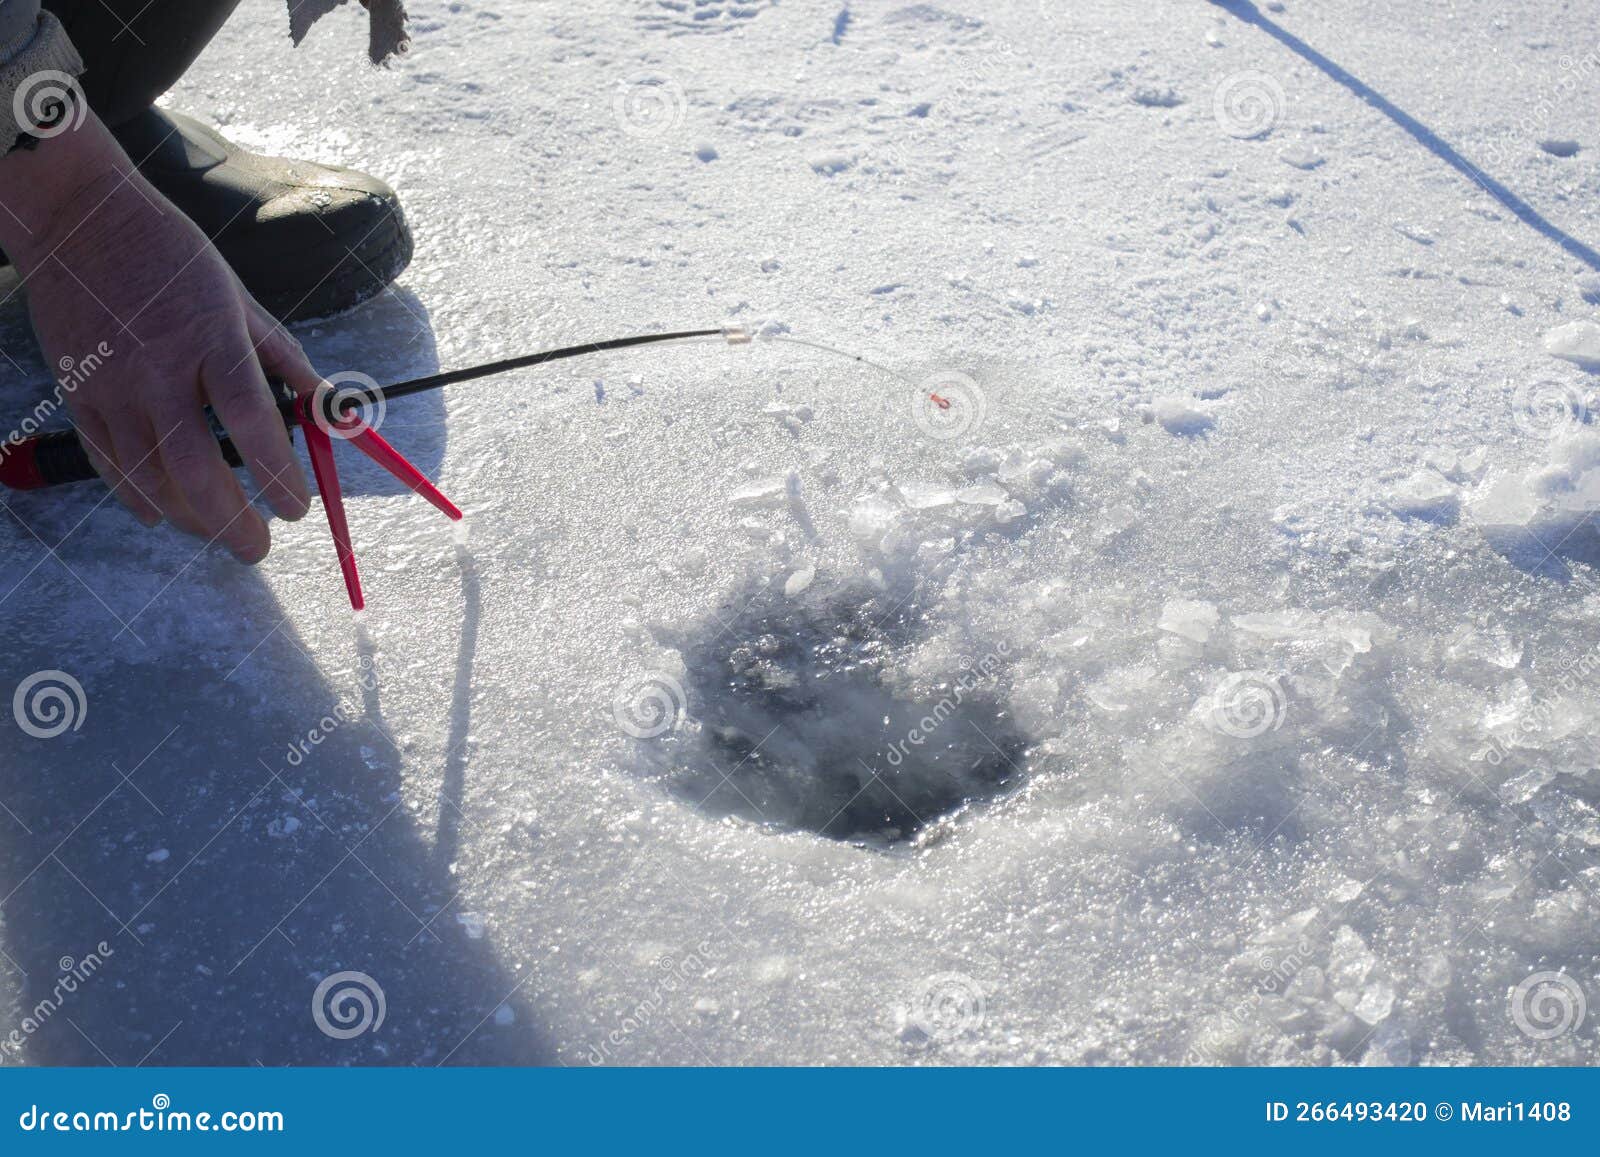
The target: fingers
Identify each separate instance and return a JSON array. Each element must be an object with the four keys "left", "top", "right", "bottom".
[
  {"left": 148, "top": 385, "right": 271, "bottom": 564},
  {"left": 60, "top": 298, "right": 321, "bottom": 562},
  {"left": 73, "top": 407, "right": 161, "bottom": 527},
  {"left": 247, "top": 304, "right": 324, "bottom": 398},
  {"left": 199, "top": 321, "right": 311, "bottom": 522},
  {"left": 148, "top": 466, "right": 211, "bottom": 539}
]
